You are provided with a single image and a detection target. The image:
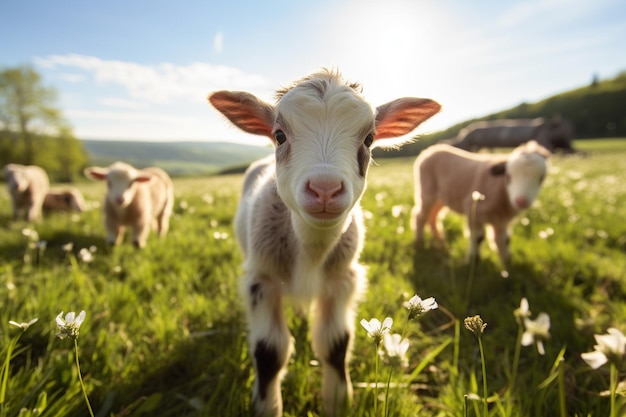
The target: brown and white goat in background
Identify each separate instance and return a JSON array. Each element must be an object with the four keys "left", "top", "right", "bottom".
[
  {"left": 412, "top": 141, "right": 550, "bottom": 269},
  {"left": 43, "top": 187, "right": 86, "bottom": 213},
  {"left": 209, "top": 69, "right": 440, "bottom": 417},
  {"left": 84, "top": 162, "right": 174, "bottom": 248}
]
